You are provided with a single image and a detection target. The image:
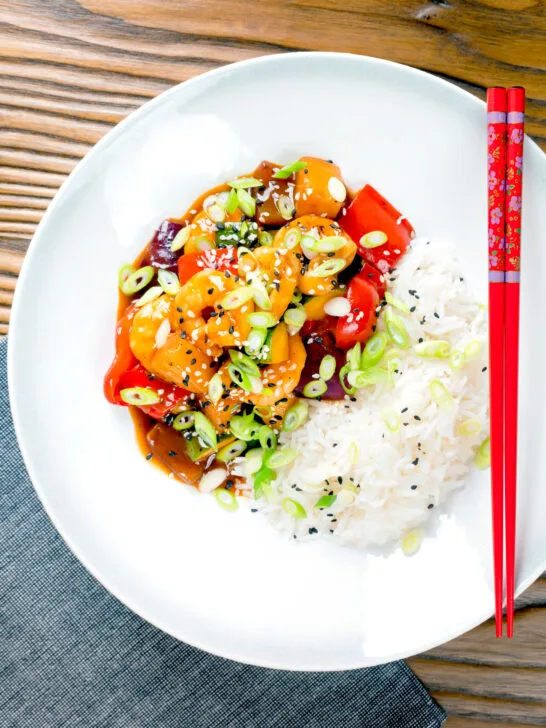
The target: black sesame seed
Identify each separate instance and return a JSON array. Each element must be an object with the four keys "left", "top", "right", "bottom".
[
  {"left": 428, "top": 503, "right": 434, "bottom": 509},
  {"left": 308, "top": 527, "right": 318, "bottom": 534},
  {"left": 401, "top": 407, "right": 408, "bottom": 413},
  {"left": 145, "top": 452, "right": 153, "bottom": 461},
  {"left": 207, "top": 288, "right": 214, "bottom": 295},
  {"left": 190, "top": 358, "right": 197, "bottom": 365},
  {"left": 251, "top": 508, "right": 258, "bottom": 513},
  {"left": 180, "top": 331, "right": 187, "bottom": 339},
  {"left": 337, "top": 476, "right": 343, "bottom": 484},
  {"left": 228, "top": 325, "right": 234, "bottom": 334},
  {"left": 168, "top": 450, "right": 176, "bottom": 457},
  {"left": 482, "top": 366, "right": 488, "bottom": 373},
  {"left": 410, "top": 306, "right": 416, "bottom": 313},
  {"left": 411, "top": 484, "right": 417, "bottom": 490},
  {"left": 414, "top": 415, "right": 421, "bottom": 421},
  {"left": 412, "top": 458, "right": 419, "bottom": 466},
  {"left": 433, "top": 312, "right": 440, "bottom": 319},
  {"left": 186, "top": 349, "right": 192, "bottom": 355}
]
